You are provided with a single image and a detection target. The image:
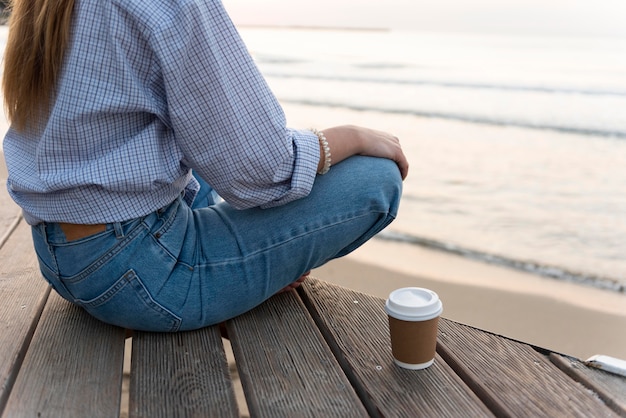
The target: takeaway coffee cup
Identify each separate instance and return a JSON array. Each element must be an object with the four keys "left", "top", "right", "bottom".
[{"left": 385, "top": 287, "right": 443, "bottom": 370}]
